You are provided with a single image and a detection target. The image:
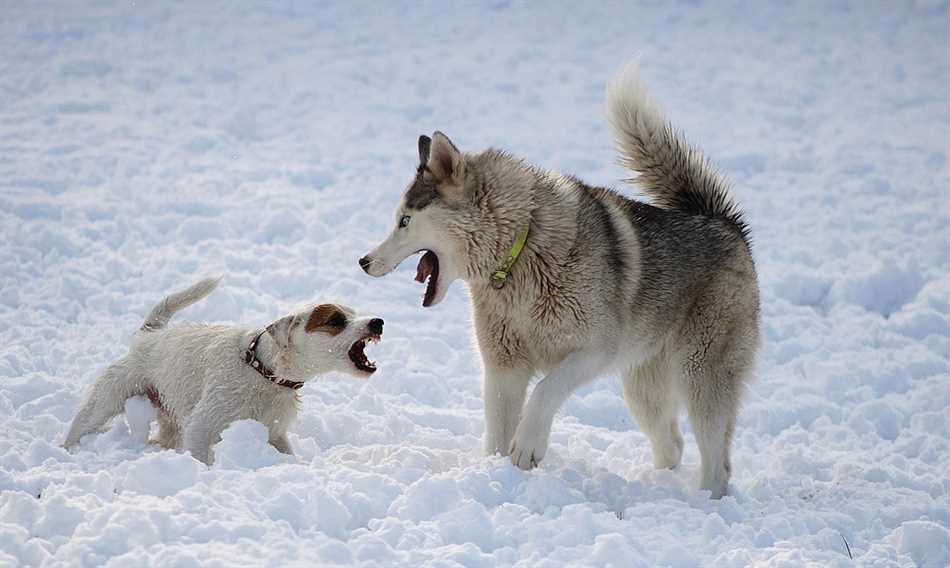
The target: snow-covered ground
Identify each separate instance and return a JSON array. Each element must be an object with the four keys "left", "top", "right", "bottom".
[{"left": 2, "top": 1, "right": 949, "bottom": 566}]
